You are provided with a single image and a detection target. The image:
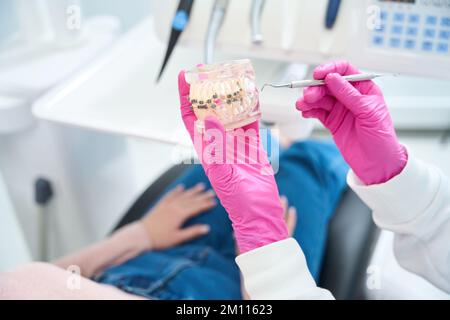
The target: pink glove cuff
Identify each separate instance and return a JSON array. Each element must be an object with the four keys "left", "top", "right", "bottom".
[{"left": 363, "top": 143, "right": 408, "bottom": 185}]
